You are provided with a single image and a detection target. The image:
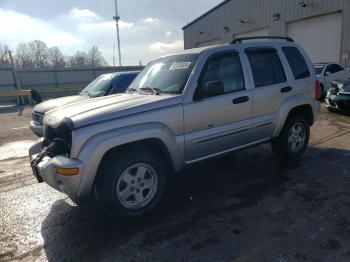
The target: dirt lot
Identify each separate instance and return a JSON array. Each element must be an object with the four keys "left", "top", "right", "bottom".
[{"left": 1, "top": 104, "right": 350, "bottom": 261}]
